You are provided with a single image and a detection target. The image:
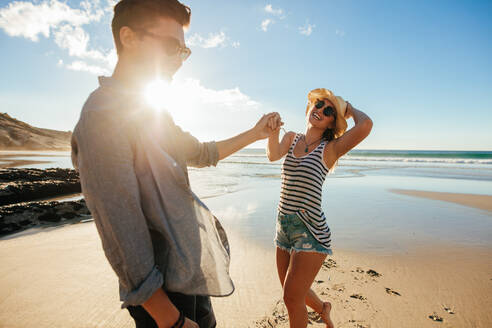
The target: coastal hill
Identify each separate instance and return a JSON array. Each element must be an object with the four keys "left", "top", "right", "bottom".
[{"left": 0, "top": 113, "right": 71, "bottom": 150}]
